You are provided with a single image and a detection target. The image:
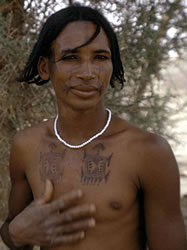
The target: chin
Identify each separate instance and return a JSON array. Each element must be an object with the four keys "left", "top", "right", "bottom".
[{"left": 69, "top": 98, "right": 103, "bottom": 111}]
